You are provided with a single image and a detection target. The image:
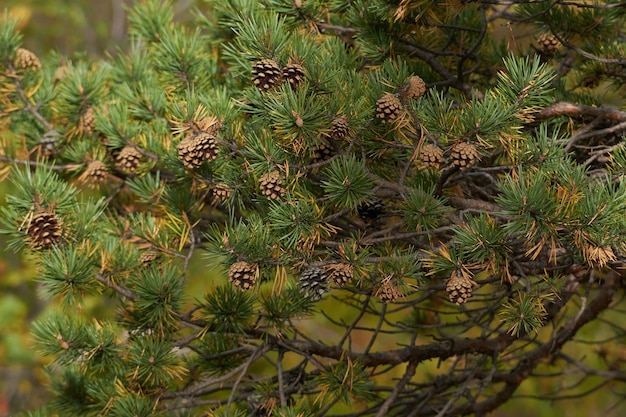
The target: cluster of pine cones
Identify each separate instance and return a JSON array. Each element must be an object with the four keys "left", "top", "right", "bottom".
[
  {"left": 252, "top": 58, "right": 305, "bottom": 91},
  {"left": 418, "top": 141, "right": 481, "bottom": 170}
]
